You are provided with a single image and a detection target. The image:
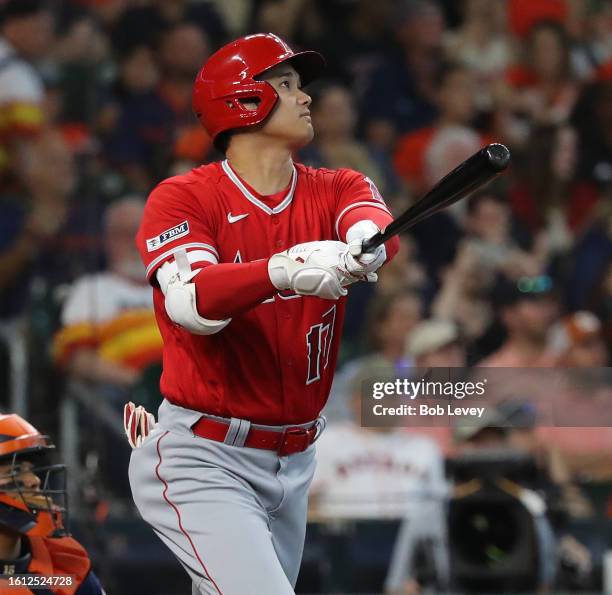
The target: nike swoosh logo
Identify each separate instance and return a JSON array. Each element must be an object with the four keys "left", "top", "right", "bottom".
[{"left": 227, "top": 213, "right": 249, "bottom": 223}]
